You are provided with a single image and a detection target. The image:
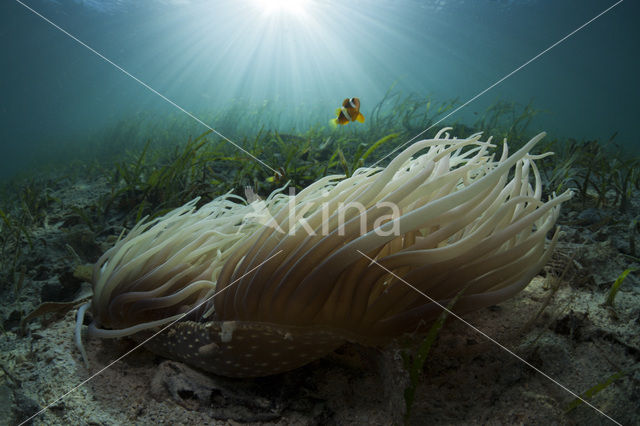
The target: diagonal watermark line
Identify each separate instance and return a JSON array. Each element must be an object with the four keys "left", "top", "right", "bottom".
[
  {"left": 371, "top": 0, "right": 624, "bottom": 168},
  {"left": 19, "top": 250, "right": 283, "bottom": 426},
  {"left": 13, "top": 0, "right": 279, "bottom": 176},
  {"left": 356, "top": 250, "right": 622, "bottom": 425},
  {"left": 11, "top": 0, "right": 624, "bottom": 423}
]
